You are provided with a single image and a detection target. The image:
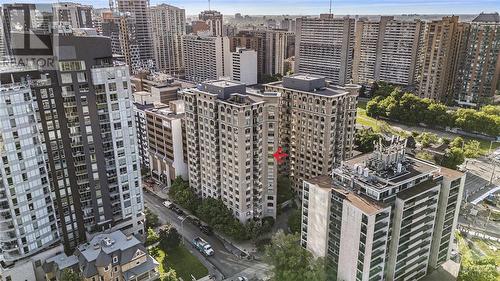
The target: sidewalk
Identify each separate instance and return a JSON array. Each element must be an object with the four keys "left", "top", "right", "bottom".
[{"left": 143, "top": 179, "right": 169, "bottom": 200}]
